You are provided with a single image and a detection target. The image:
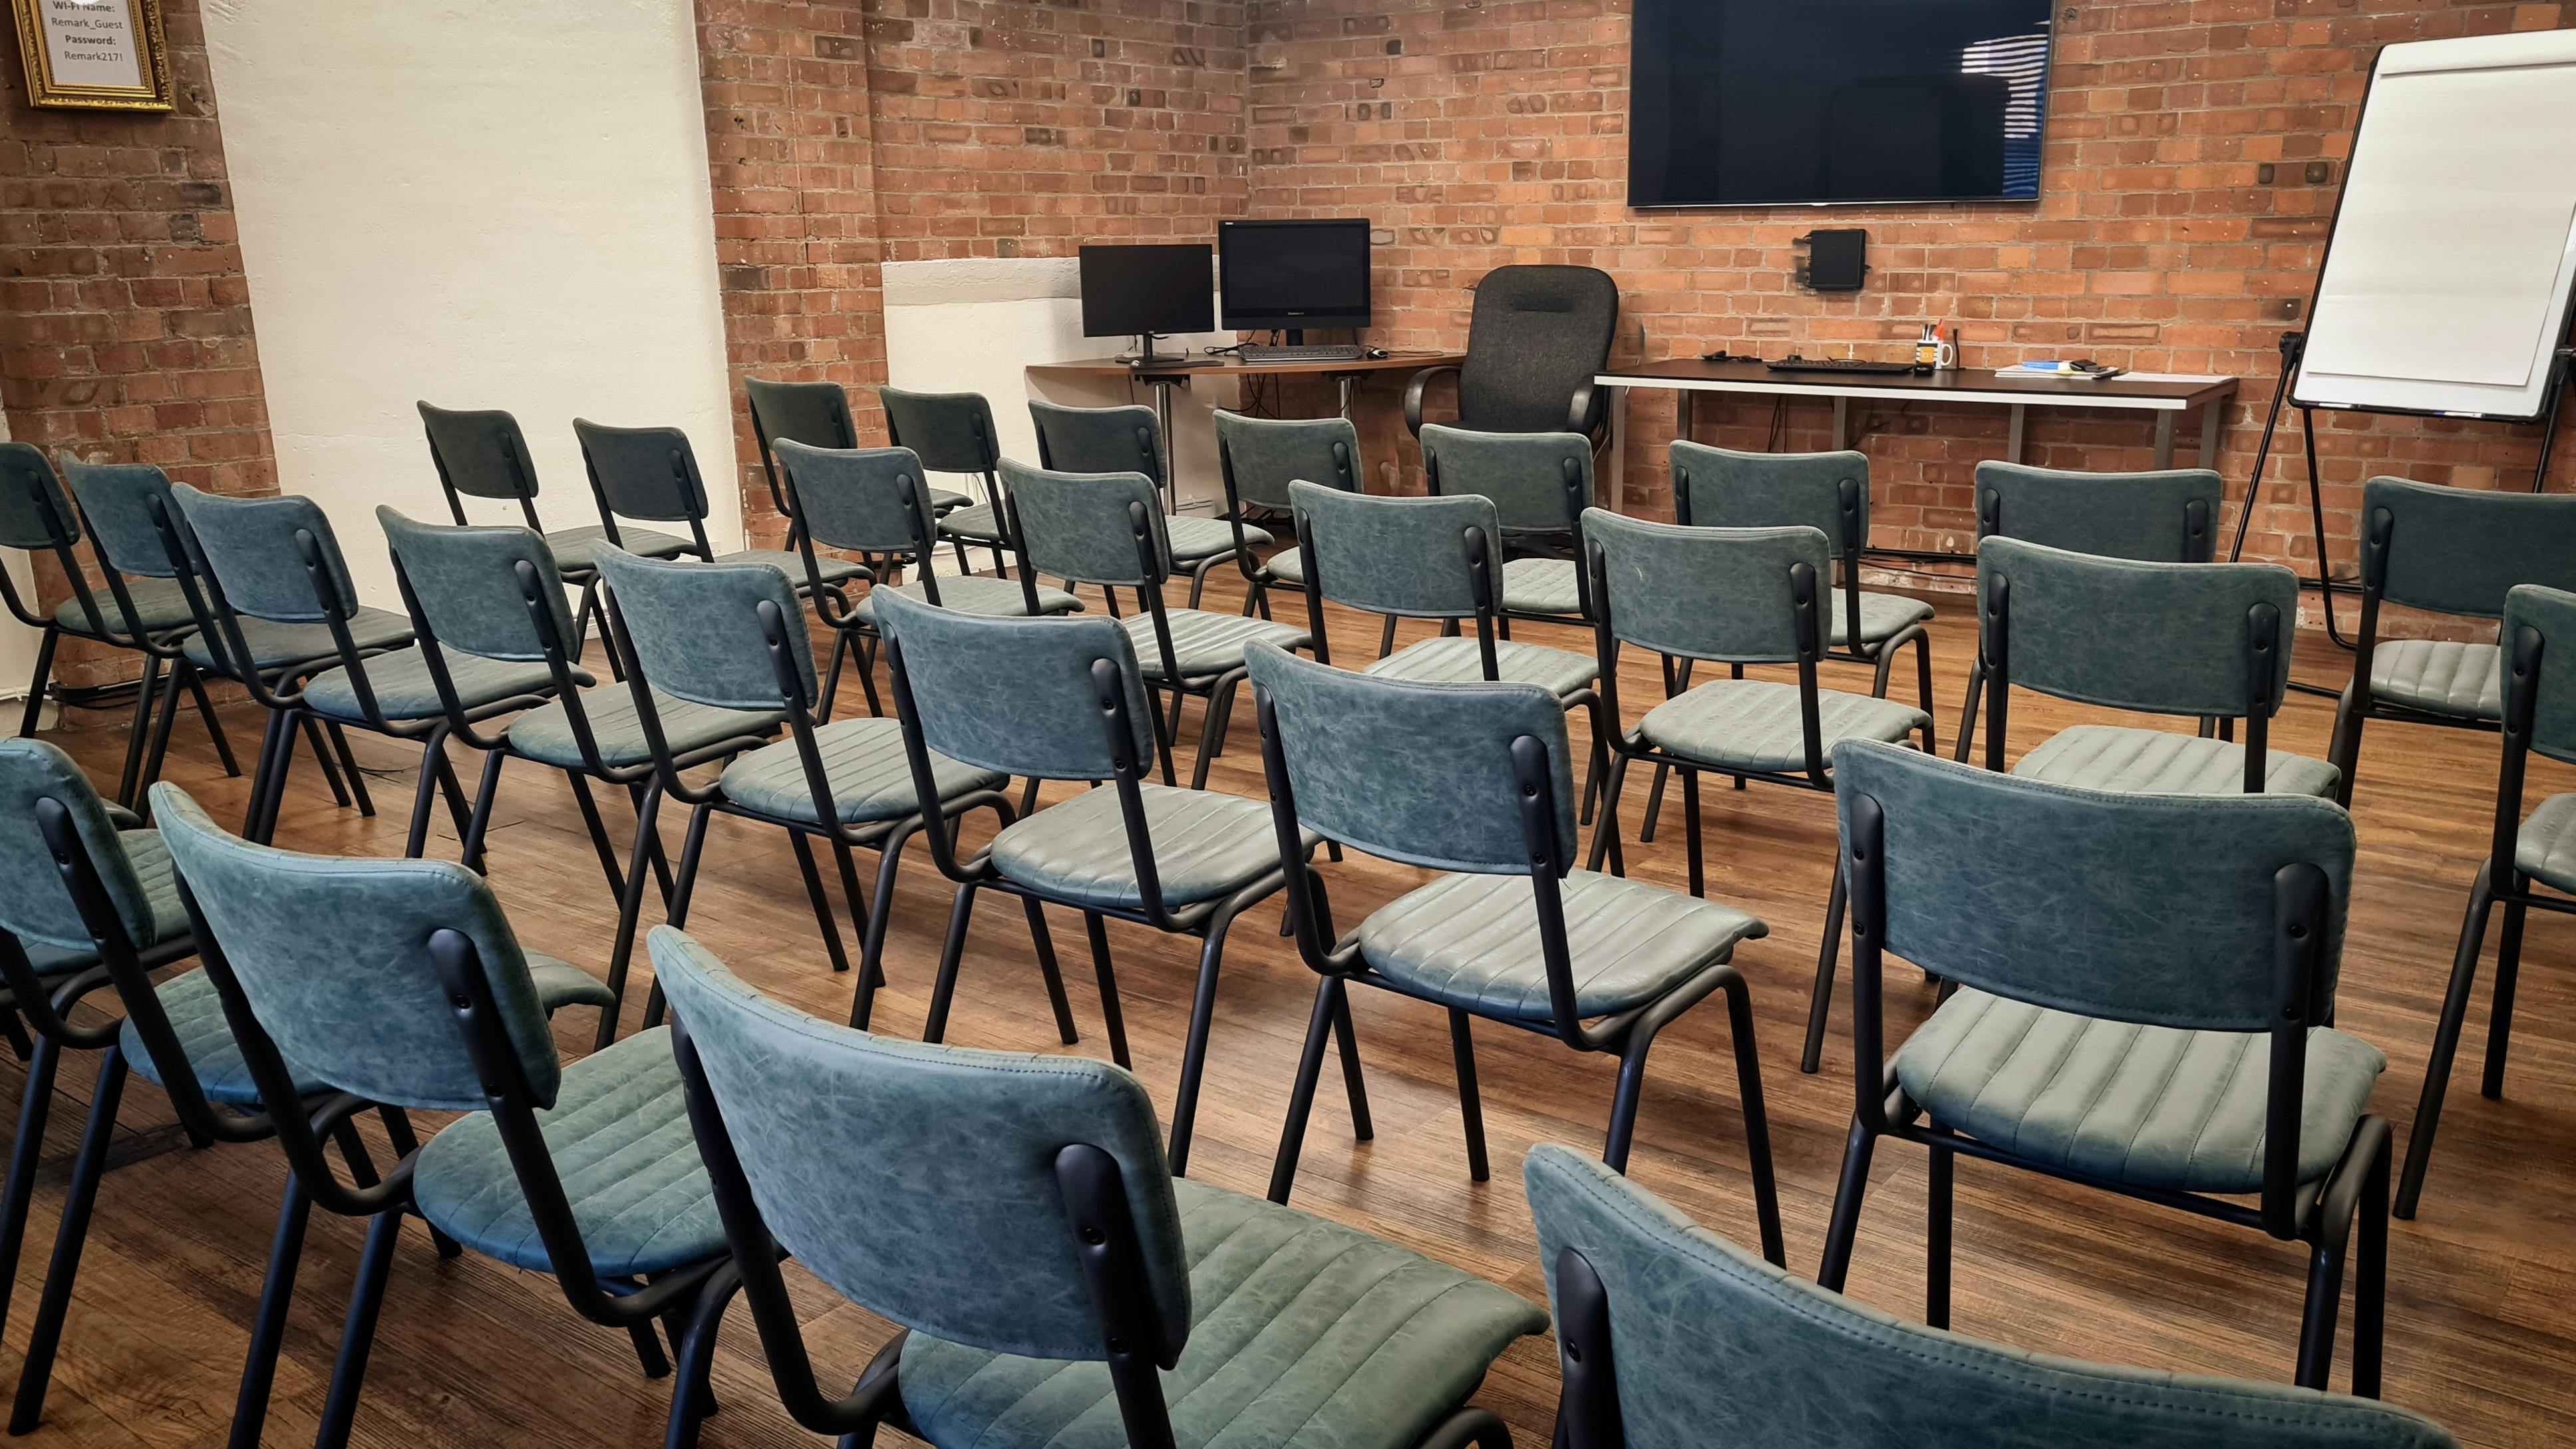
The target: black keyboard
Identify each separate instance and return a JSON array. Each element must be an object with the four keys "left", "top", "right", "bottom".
[
  {"left": 1240, "top": 345, "right": 1366, "bottom": 364},
  {"left": 1764, "top": 357, "right": 1919, "bottom": 375}
]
